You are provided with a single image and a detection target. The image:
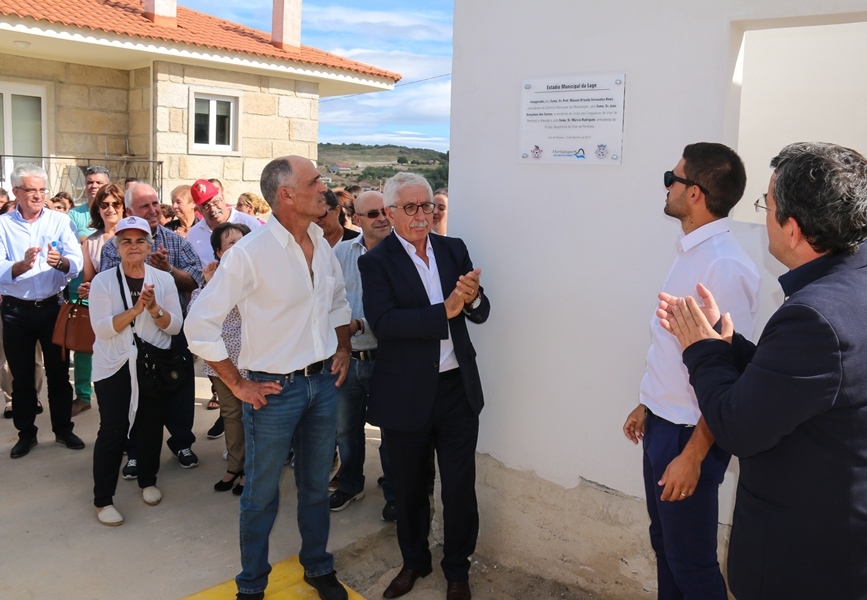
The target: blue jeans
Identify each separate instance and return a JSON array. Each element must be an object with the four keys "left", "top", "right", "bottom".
[
  {"left": 335, "top": 357, "right": 373, "bottom": 496},
  {"left": 236, "top": 369, "right": 339, "bottom": 595}
]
